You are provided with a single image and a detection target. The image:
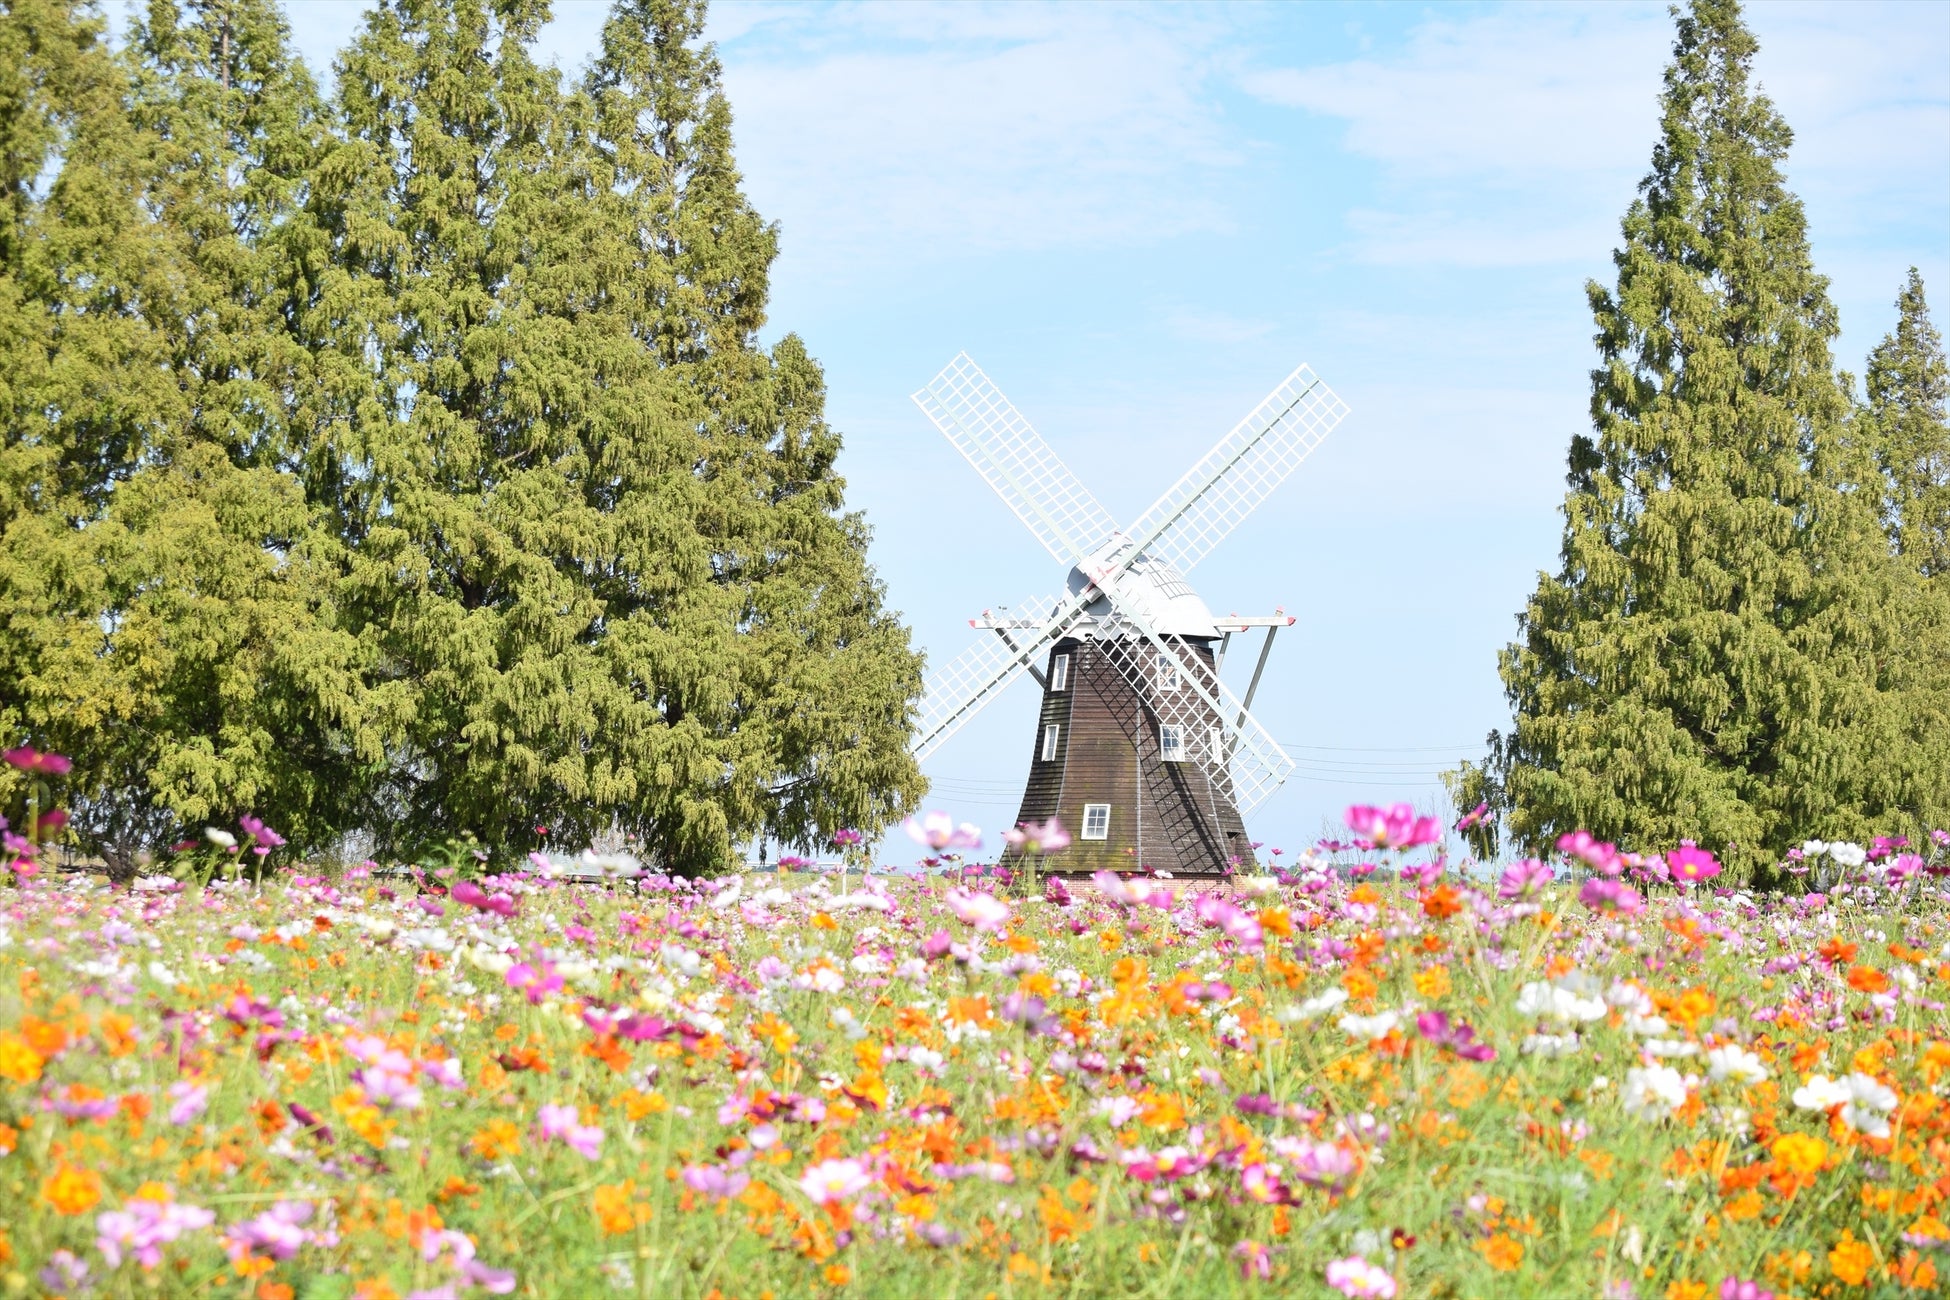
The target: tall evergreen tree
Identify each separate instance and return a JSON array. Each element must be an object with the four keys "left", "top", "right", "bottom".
[
  {"left": 304, "top": 0, "right": 922, "bottom": 870},
  {"left": 1866, "top": 269, "right": 1950, "bottom": 579},
  {"left": 1462, "top": 0, "right": 1946, "bottom": 870},
  {"left": 1, "top": 0, "right": 359, "bottom": 866}
]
